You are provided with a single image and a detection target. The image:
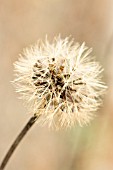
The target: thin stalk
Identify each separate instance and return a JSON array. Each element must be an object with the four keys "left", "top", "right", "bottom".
[{"left": 0, "top": 114, "right": 39, "bottom": 170}]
